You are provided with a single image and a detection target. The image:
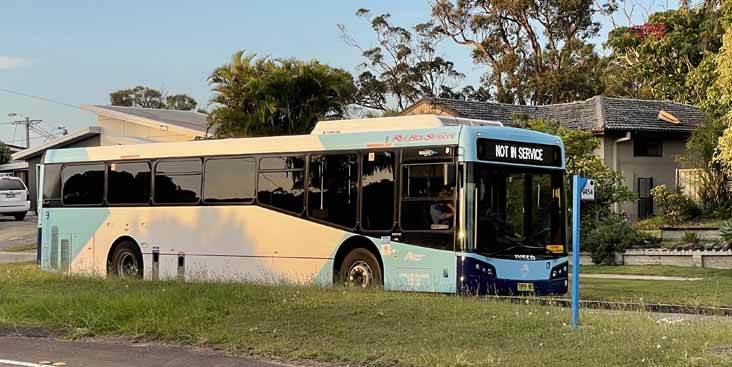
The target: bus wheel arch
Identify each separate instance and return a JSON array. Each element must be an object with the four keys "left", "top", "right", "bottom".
[
  {"left": 107, "top": 236, "right": 143, "bottom": 279},
  {"left": 333, "top": 236, "right": 383, "bottom": 288}
]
